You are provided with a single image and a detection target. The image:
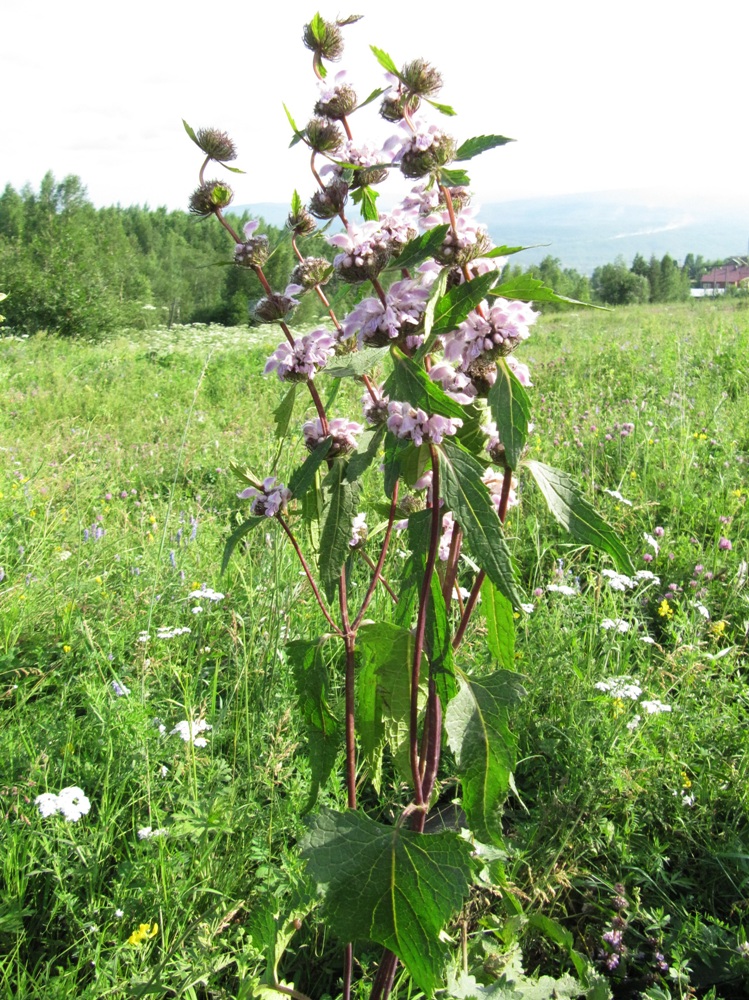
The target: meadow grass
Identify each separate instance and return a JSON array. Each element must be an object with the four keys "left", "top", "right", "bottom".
[{"left": 0, "top": 301, "right": 747, "bottom": 999}]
